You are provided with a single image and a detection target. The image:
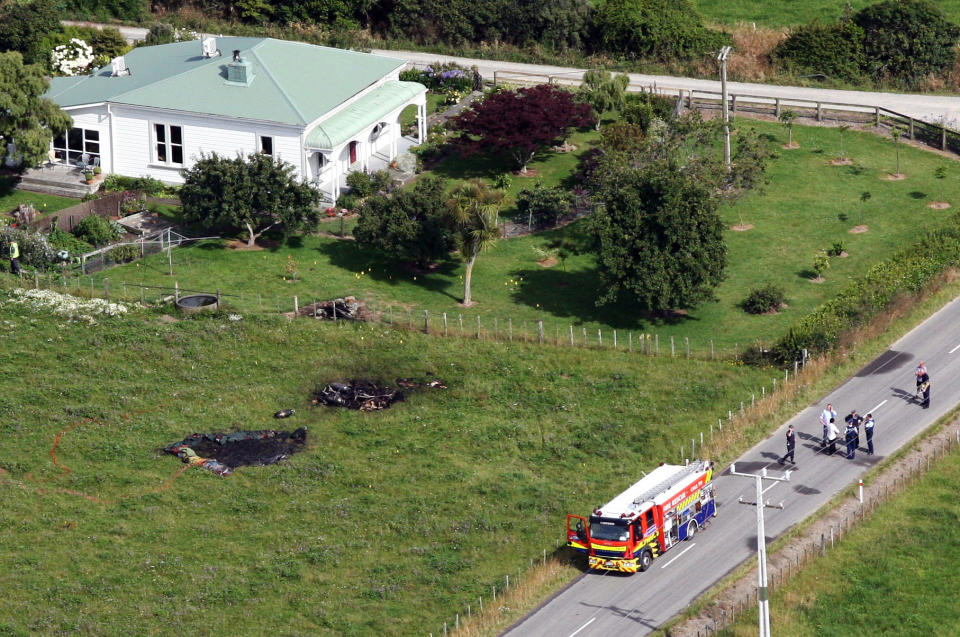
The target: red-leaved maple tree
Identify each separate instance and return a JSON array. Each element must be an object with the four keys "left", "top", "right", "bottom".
[{"left": 451, "top": 84, "right": 595, "bottom": 173}]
